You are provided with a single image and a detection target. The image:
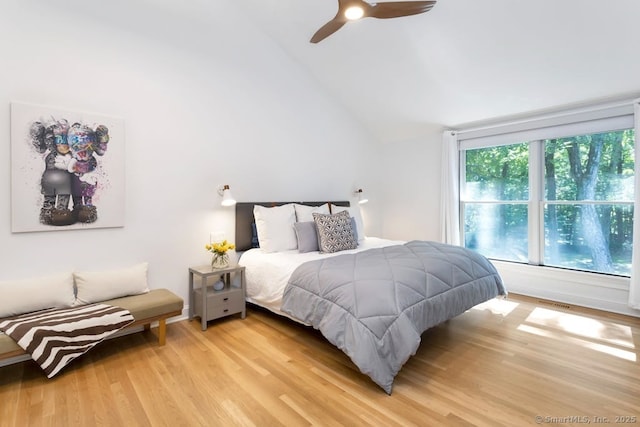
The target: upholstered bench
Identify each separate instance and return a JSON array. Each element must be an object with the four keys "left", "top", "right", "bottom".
[
  {"left": 0, "top": 263, "right": 184, "bottom": 369},
  {"left": 0, "top": 288, "right": 184, "bottom": 362}
]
